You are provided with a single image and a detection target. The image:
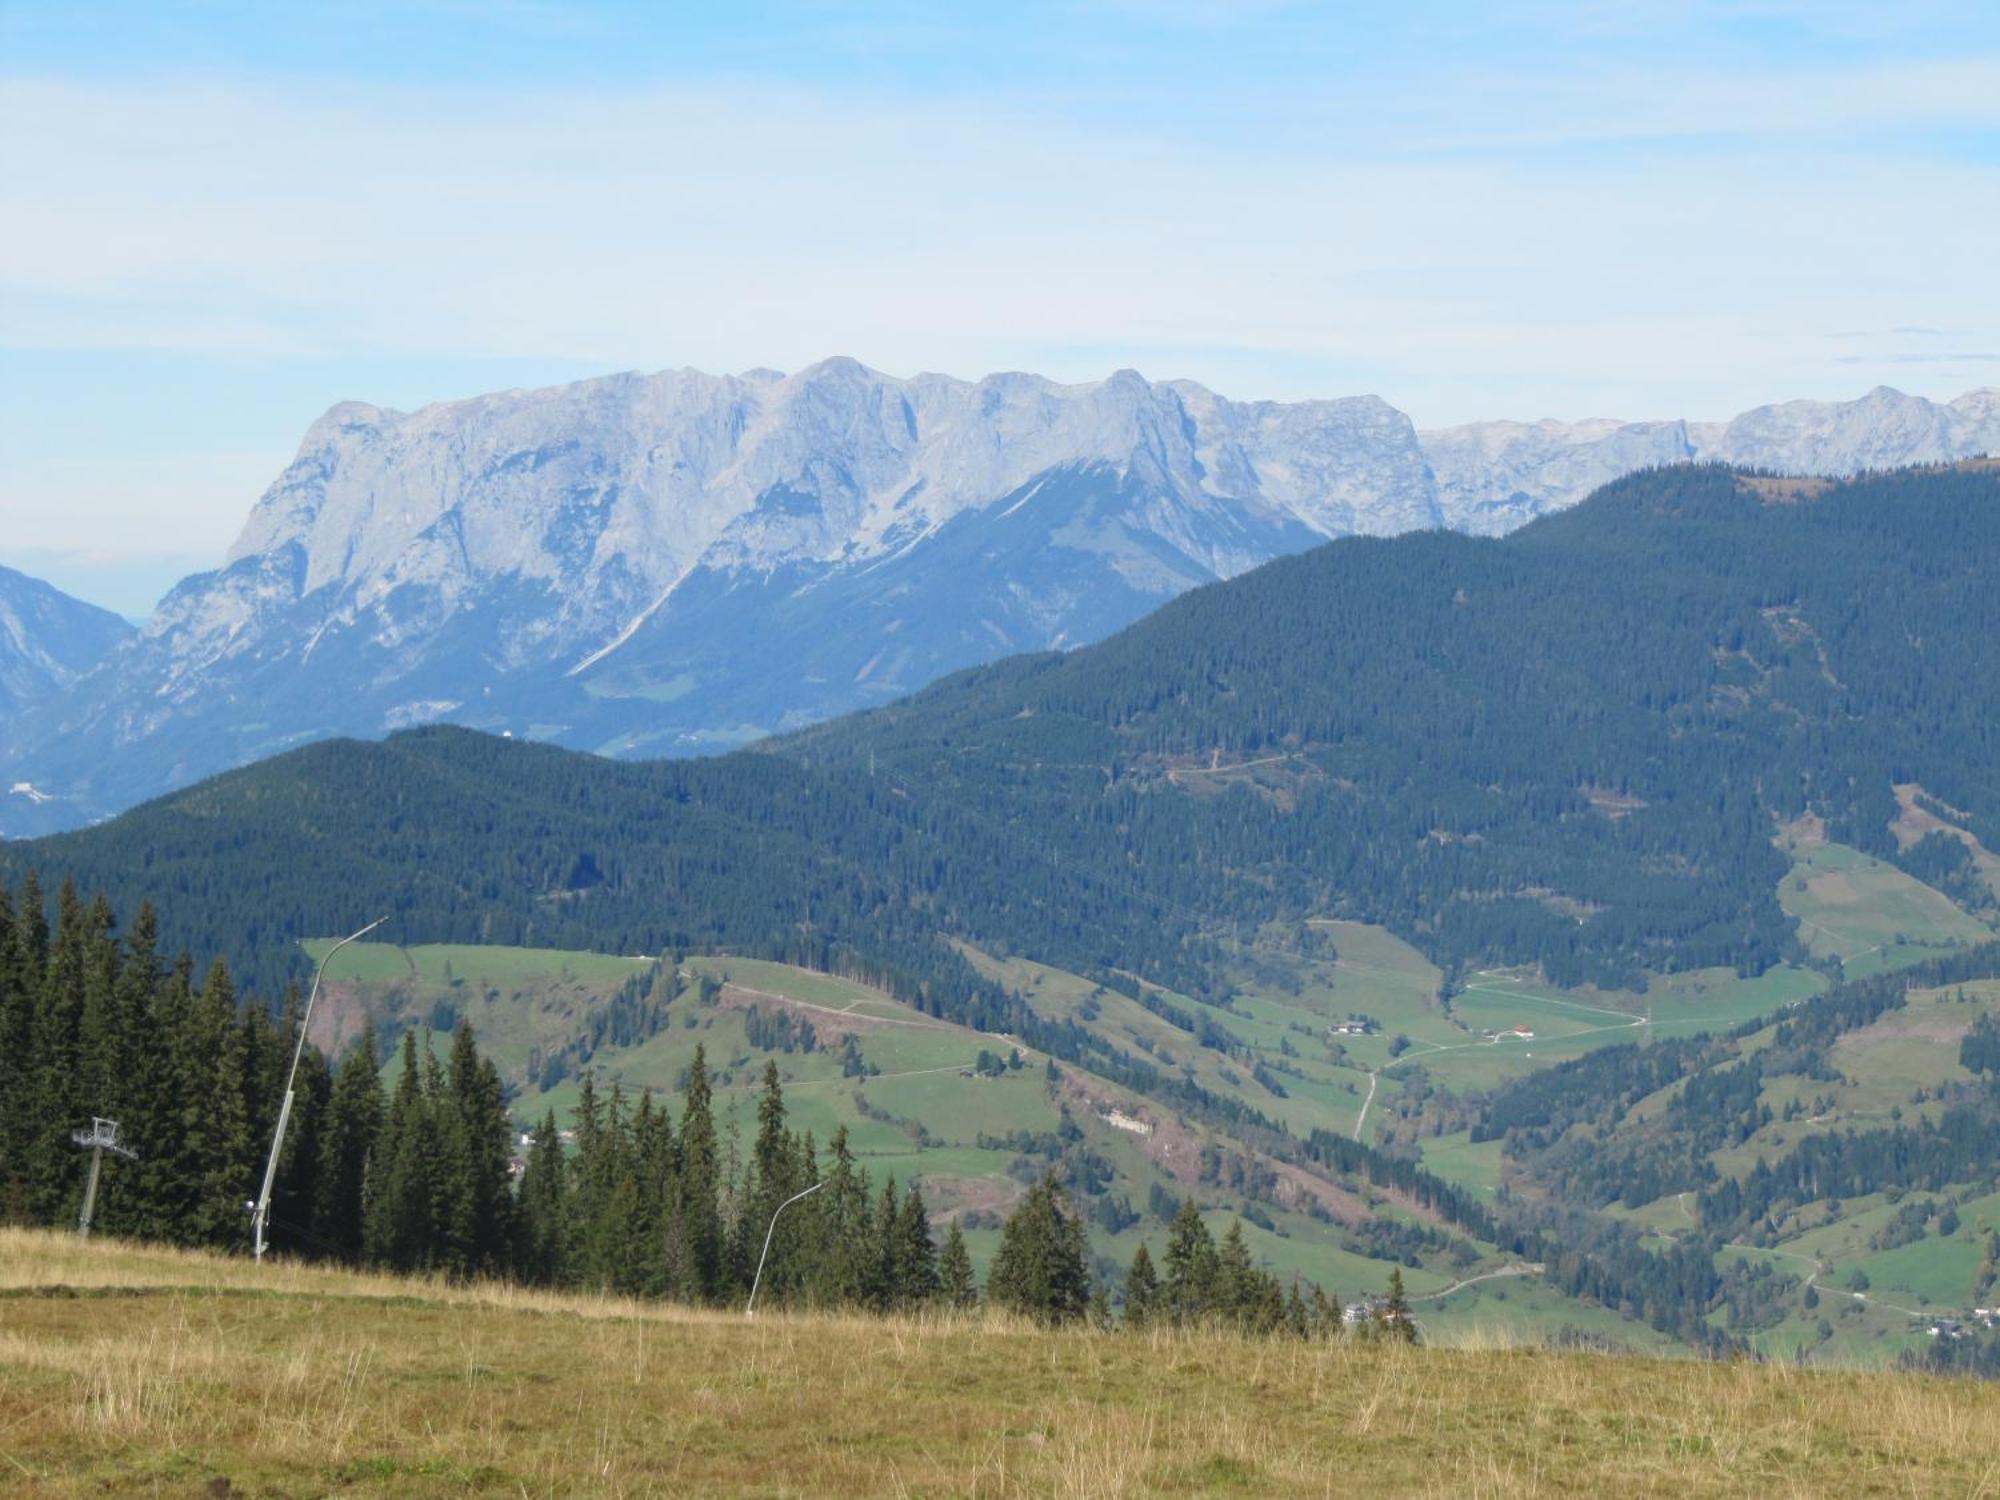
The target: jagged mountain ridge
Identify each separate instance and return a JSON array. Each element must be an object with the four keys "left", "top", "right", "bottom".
[
  {"left": 1422, "top": 386, "right": 2000, "bottom": 536},
  {"left": 2, "top": 363, "right": 1994, "bottom": 835},
  {"left": 0, "top": 565, "right": 131, "bottom": 722}
]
